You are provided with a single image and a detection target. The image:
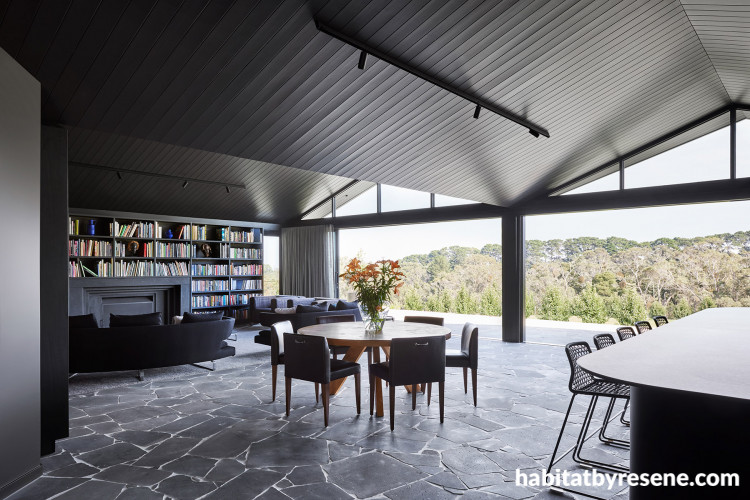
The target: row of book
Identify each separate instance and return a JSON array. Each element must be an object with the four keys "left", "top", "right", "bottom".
[
  {"left": 193, "top": 243, "right": 230, "bottom": 258},
  {"left": 69, "top": 260, "right": 112, "bottom": 277},
  {"left": 112, "top": 221, "right": 154, "bottom": 238},
  {"left": 230, "top": 248, "right": 262, "bottom": 259},
  {"left": 69, "top": 239, "right": 112, "bottom": 257},
  {"left": 230, "top": 293, "right": 255, "bottom": 305},
  {"left": 231, "top": 279, "right": 262, "bottom": 290},
  {"left": 191, "top": 295, "right": 229, "bottom": 308},
  {"left": 192, "top": 280, "right": 230, "bottom": 292},
  {"left": 231, "top": 264, "right": 262, "bottom": 275},
  {"left": 191, "top": 264, "right": 229, "bottom": 276},
  {"left": 115, "top": 261, "right": 154, "bottom": 277},
  {"left": 156, "top": 242, "right": 191, "bottom": 258},
  {"left": 228, "top": 229, "right": 261, "bottom": 243},
  {"left": 192, "top": 225, "right": 220, "bottom": 241},
  {"left": 155, "top": 261, "right": 189, "bottom": 277},
  {"left": 155, "top": 224, "right": 189, "bottom": 240},
  {"left": 115, "top": 241, "right": 154, "bottom": 257}
]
